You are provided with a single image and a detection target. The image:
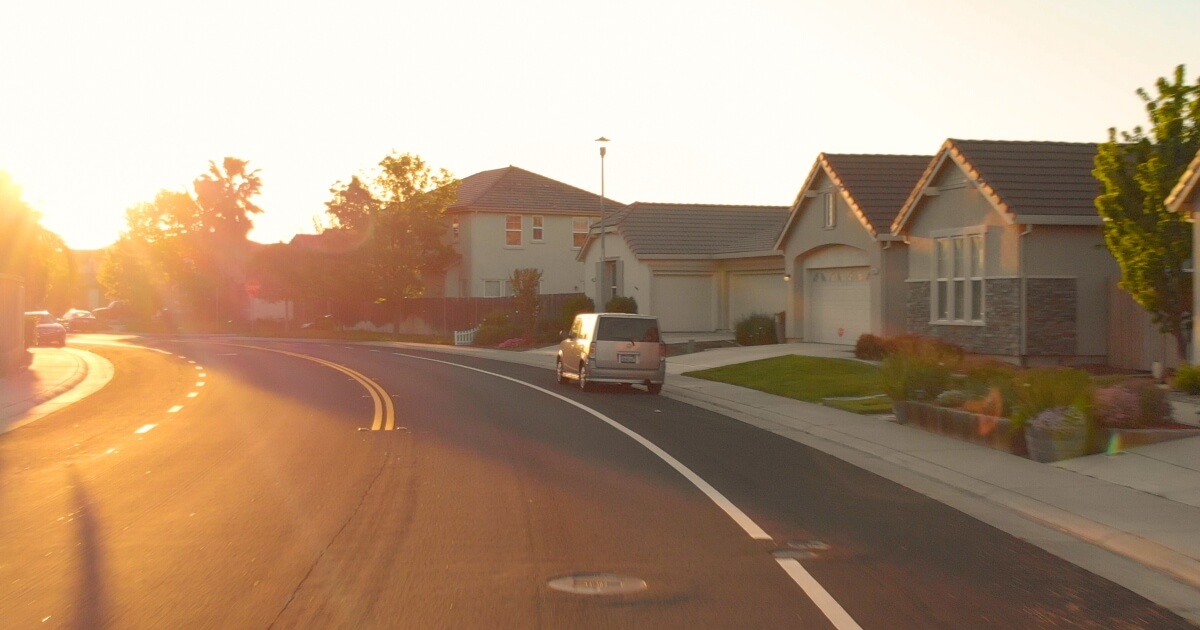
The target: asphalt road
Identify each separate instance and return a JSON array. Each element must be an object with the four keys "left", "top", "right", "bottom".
[{"left": 0, "top": 339, "right": 1192, "bottom": 629}]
